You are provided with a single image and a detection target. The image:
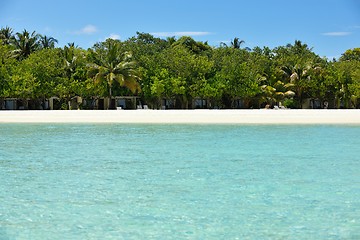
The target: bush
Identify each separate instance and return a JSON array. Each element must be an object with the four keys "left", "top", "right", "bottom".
[{"left": 283, "top": 99, "right": 297, "bottom": 109}]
